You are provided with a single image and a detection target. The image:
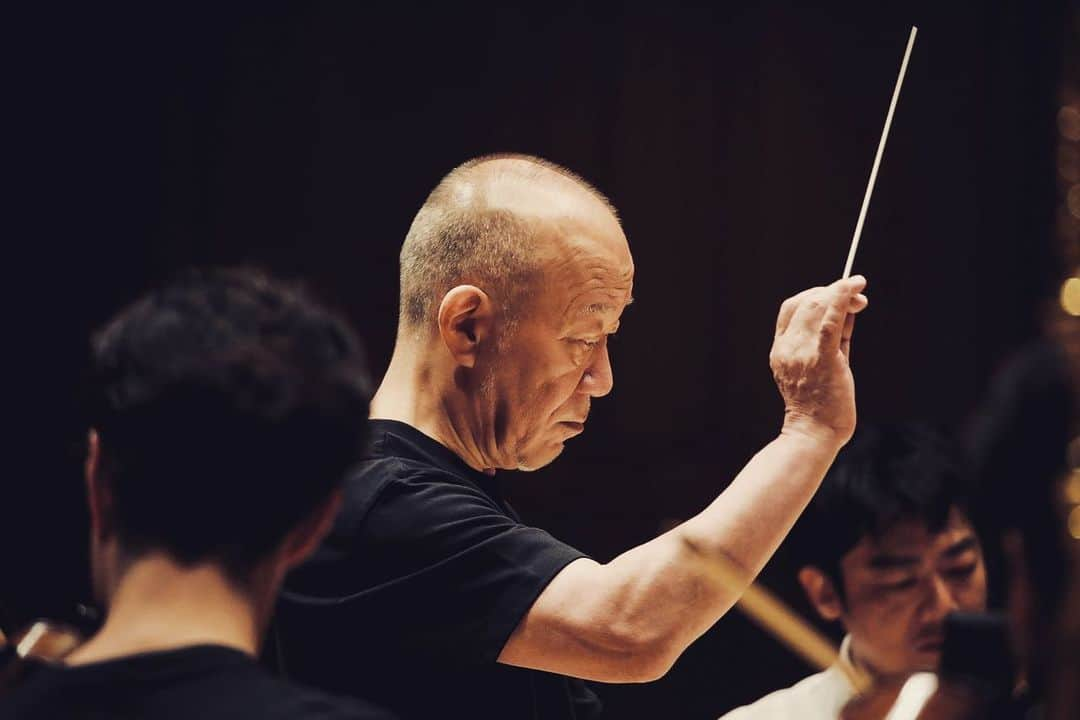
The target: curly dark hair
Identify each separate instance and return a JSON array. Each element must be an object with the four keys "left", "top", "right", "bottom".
[{"left": 87, "top": 268, "right": 371, "bottom": 579}]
